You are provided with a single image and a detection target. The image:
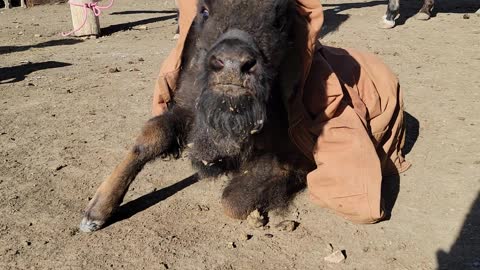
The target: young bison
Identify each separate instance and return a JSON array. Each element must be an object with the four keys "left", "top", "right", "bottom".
[
  {"left": 80, "top": 0, "right": 312, "bottom": 232},
  {"left": 81, "top": 0, "right": 411, "bottom": 232}
]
